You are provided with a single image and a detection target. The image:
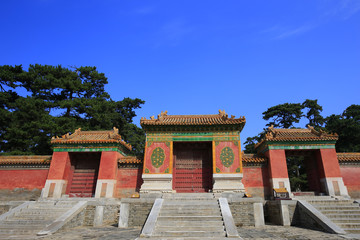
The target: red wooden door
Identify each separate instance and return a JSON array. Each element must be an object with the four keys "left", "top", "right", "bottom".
[{"left": 173, "top": 142, "right": 212, "bottom": 193}]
